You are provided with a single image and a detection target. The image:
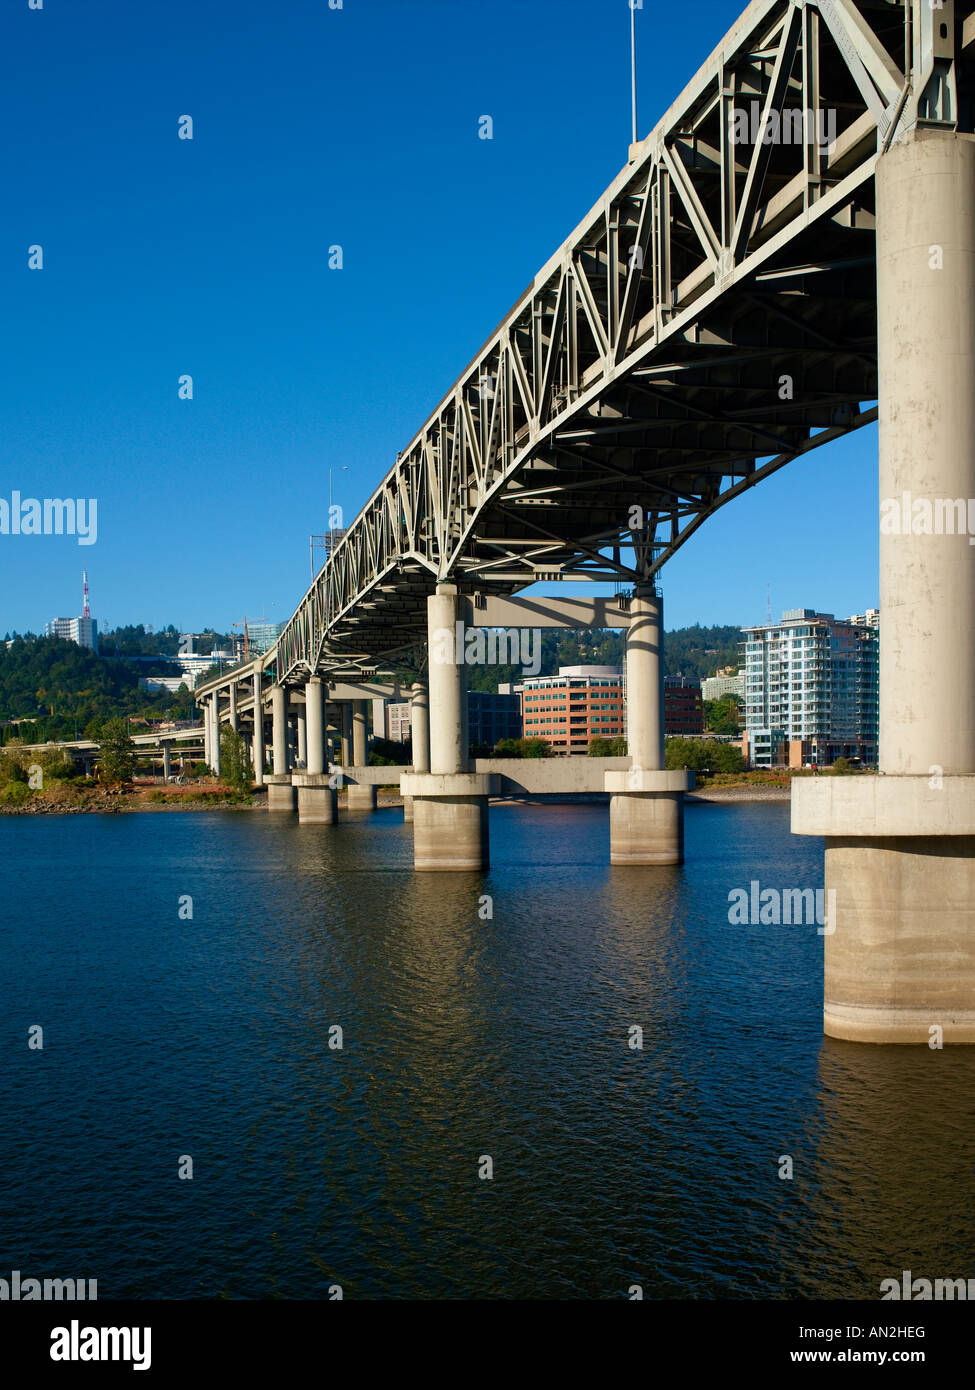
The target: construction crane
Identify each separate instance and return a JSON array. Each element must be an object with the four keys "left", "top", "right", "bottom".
[{"left": 232, "top": 619, "right": 251, "bottom": 662}]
